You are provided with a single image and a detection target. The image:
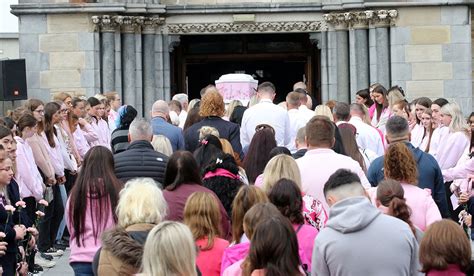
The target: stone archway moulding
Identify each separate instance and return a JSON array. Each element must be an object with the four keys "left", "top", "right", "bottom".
[{"left": 90, "top": 9, "right": 398, "bottom": 34}]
